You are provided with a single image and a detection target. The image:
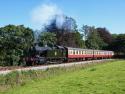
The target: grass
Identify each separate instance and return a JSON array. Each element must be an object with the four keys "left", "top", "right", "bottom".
[{"left": 0, "top": 60, "right": 125, "bottom": 94}]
